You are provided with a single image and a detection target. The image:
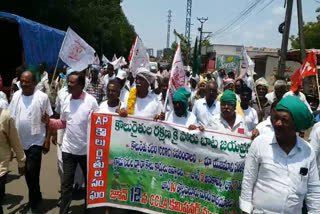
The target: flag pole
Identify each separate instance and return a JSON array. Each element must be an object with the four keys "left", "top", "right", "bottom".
[
  {"left": 162, "top": 76, "right": 172, "bottom": 113},
  {"left": 43, "top": 27, "right": 69, "bottom": 114},
  {"left": 316, "top": 72, "right": 320, "bottom": 102},
  {"left": 251, "top": 69, "right": 262, "bottom": 113}
]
